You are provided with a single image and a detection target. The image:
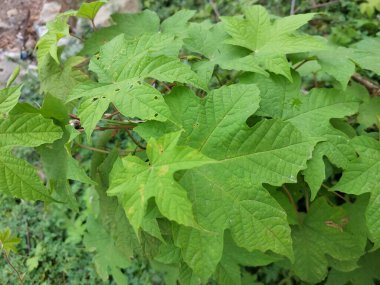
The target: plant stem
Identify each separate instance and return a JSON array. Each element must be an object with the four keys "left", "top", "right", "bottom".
[
  {"left": 352, "top": 73, "right": 380, "bottom": 96},
  {"left": 91, "top": 19, "right": 97, "bottom": 31},
  {"left": 2, "top": 250, "right": 24, "bottom": 285},
  {"left": 290, "top": 0, "right": 296, "bottom": 15},
  {"left": 126, "top": 129, "right": 146, "bottom": 149},
  {"left": 75, "top": 142, "right": 110, "bottom": 154},
  {"left": 209, "top": 0, "right": 221, "bottom": 20},
  {"left": 282, "top": 185, "right": 298, "bottom": 212}
]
